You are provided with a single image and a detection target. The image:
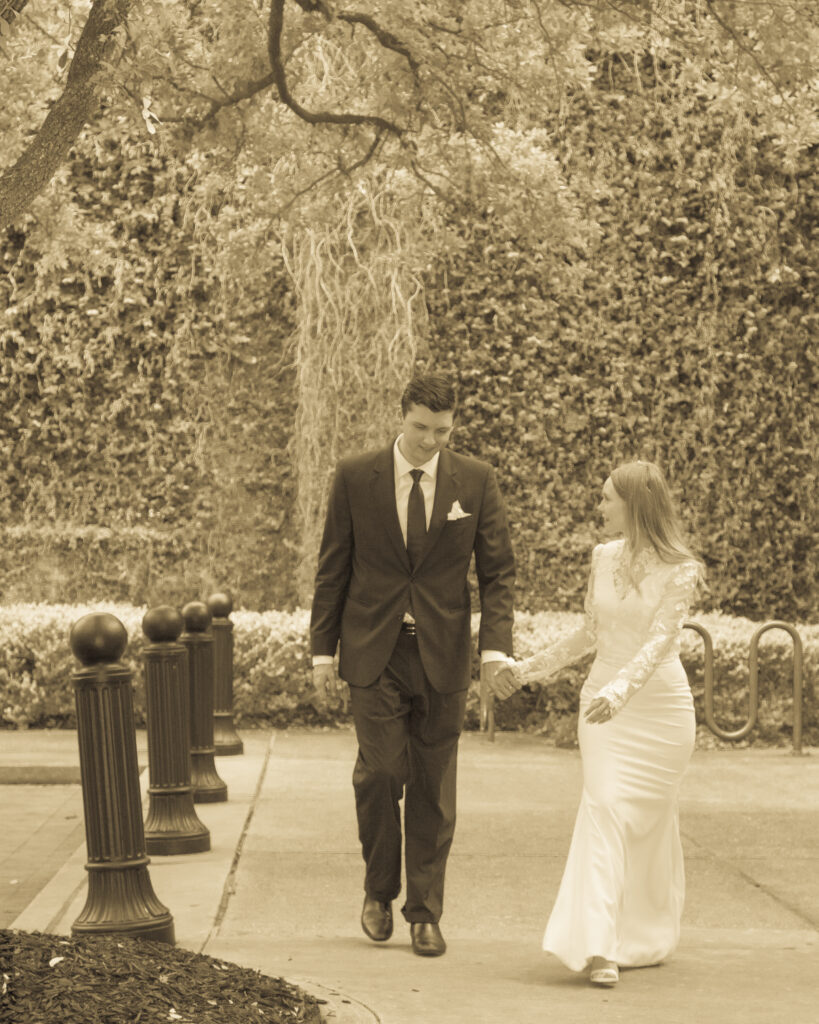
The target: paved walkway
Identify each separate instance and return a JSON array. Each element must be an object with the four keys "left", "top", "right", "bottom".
[{"left": 2, "top": 727, "right": 818, "bottom": 1023}]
